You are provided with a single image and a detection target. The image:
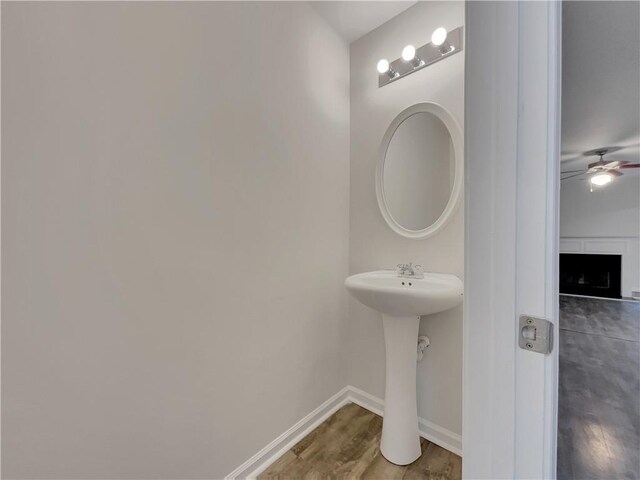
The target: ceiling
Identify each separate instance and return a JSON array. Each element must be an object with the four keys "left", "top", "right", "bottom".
[
  {"left": 561, "top": 1, "right": 640, "bottom": 175},
  {"left": 310, "top": 1, "right": 417, "bottom": 44}
]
